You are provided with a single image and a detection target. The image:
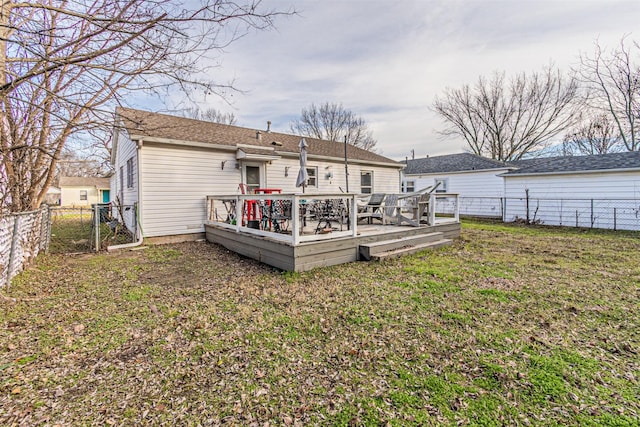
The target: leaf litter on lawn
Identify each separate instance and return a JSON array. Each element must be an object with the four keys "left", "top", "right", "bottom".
[{"left": 1, "top": 222, "right": 639, "bottom": 426}]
